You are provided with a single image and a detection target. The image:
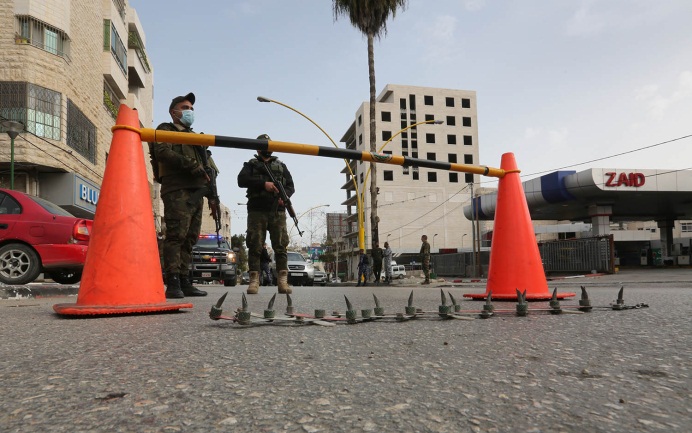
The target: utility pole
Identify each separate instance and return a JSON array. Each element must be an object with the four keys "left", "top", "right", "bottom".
[{"left": 469, "top": 182, "right": 476, "bottom": 277}]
